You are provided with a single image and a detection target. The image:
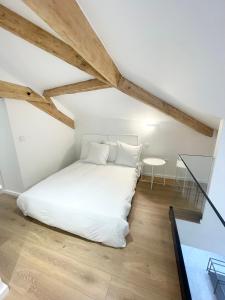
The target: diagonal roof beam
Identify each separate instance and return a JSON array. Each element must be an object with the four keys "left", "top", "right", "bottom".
[
  {"left": 23, "top": 0, "right": 214, "bottom": 136},
  {"left": 118, "top": 77, "right": 214, "bottom": 137},
  {"left": 30, "top": 101, "right": 75, "bottom": 129},
  {"left": 23, "top": 0, "right": 121, "bottom": 86},
  {"left": 0, "top": 80, "right": 49, "bottom": 103},
  {"left": 0, "top": 4, "right": 106, "bottom": 83},
  {"left": 0, "top": 80, "right": 74, "bottom": 128},
  {"left": 44, "top": 79, "right": 111, "bottom": 97}
]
